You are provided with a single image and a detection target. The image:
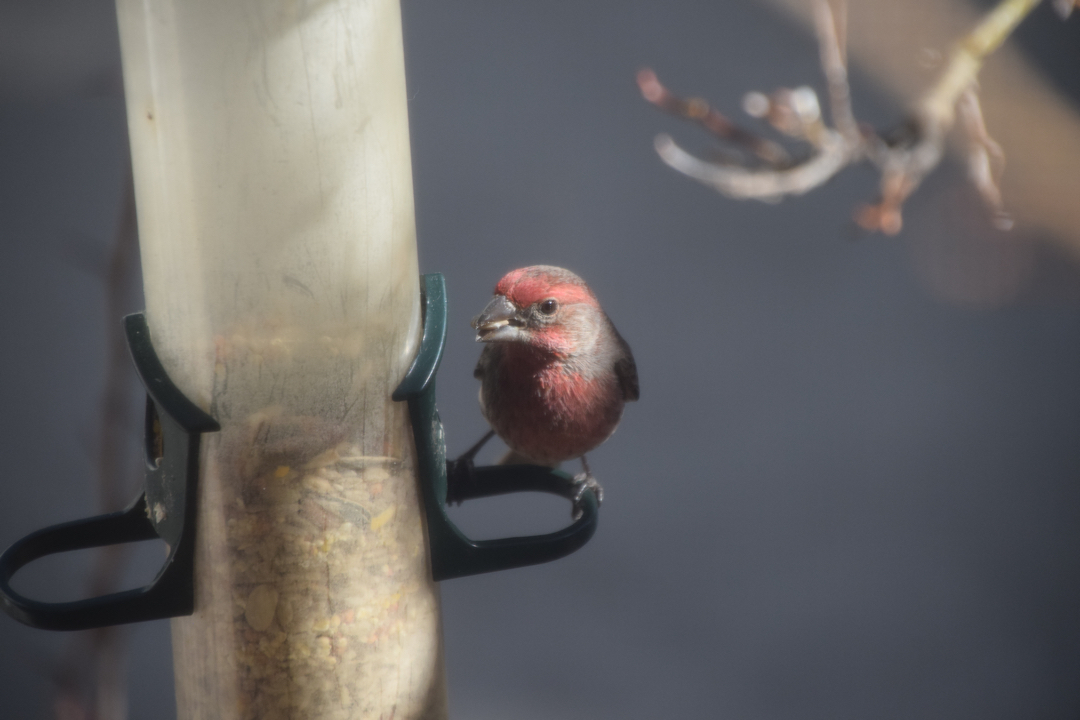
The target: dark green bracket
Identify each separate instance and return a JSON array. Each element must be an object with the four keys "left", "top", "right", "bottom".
[
  {"left": 393, "top": 273, "right": 599, "bottom": 581},
  {"left": 0, "top": 313, "right": 219, "bottom": 631}
]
